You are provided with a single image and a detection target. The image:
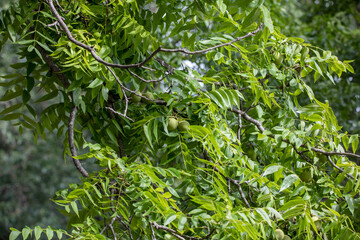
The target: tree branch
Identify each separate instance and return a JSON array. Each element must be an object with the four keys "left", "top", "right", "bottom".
[
  {"left": 229, "top": 108, "right": 266, "bottom": 132},
  {"left": 326, "top": 155, "right": 354, "bottom": 180},
  {"left": 68, "top": 106, "right": 89, "bottom": 177},
  {"left": 46, "top": 0, "right": 262, "bottom": 69},
  {"left": 127, "top": 69, "right": 166, "bottom": 83},
  {"left": 229, "top": 108, "right": 360, "bottom": 160},
  {"left": 152, "top": 222, "right": 204, "bottom": 240}
]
